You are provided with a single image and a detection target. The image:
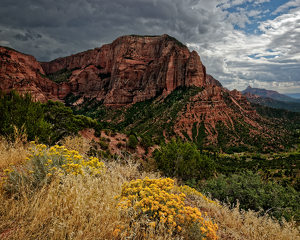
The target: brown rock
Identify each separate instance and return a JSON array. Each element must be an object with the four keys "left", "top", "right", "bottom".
[
  {"left": 40, "top": 34, "right": 207, "bottom": 105},
  {"left": 0, "top": 47, "right": 59, "bottom": 102},
  {"left": 1, "top": 35, "right": 208, "bottom": 105}
]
